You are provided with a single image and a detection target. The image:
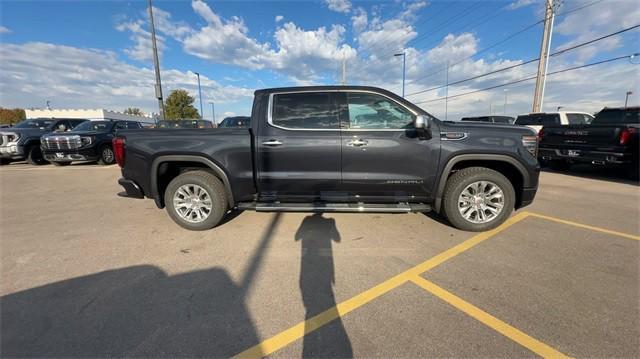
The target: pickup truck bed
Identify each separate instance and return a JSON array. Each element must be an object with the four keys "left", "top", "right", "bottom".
[{"left": 116, "top": 85, "right": 540, "bottom": 232}]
